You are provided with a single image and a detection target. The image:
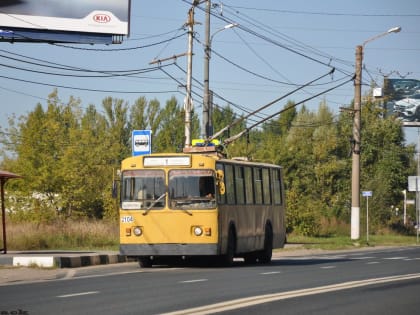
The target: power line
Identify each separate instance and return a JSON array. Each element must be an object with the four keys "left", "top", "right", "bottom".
[
  {"left": 0, "top": 62, "right": 167, "bottom": 78},
  {"left": 222, "top": 75, "right": 355, "bottom": 145},
  {"left": 0, "top": 74, "right": 180, "bottom": 94},
  {"left": 51, "top": 31, "right": 187, "bottom": 51},
  {"left": 0, "top": 49, "right": 174, "bottom": 75},
  {"left": 224, "top": 6, "right": 420, "bottom": 17},
  {"left": 210, "top": 68, "right": 340, "bottom": 142}
]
